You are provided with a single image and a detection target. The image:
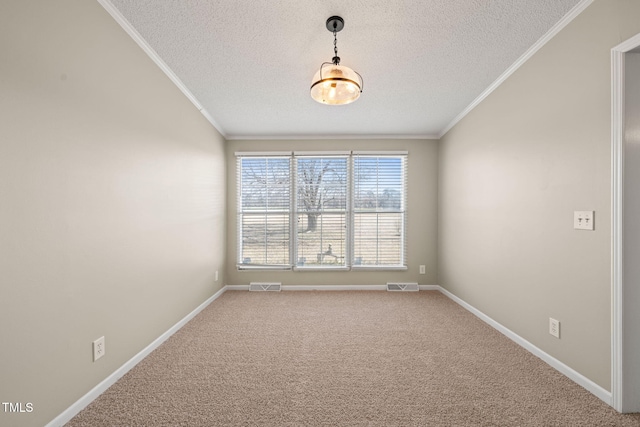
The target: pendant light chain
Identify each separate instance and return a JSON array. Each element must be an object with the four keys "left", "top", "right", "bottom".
[{"left": 333, "top": 29, "right": 340, "bottom": 65}]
